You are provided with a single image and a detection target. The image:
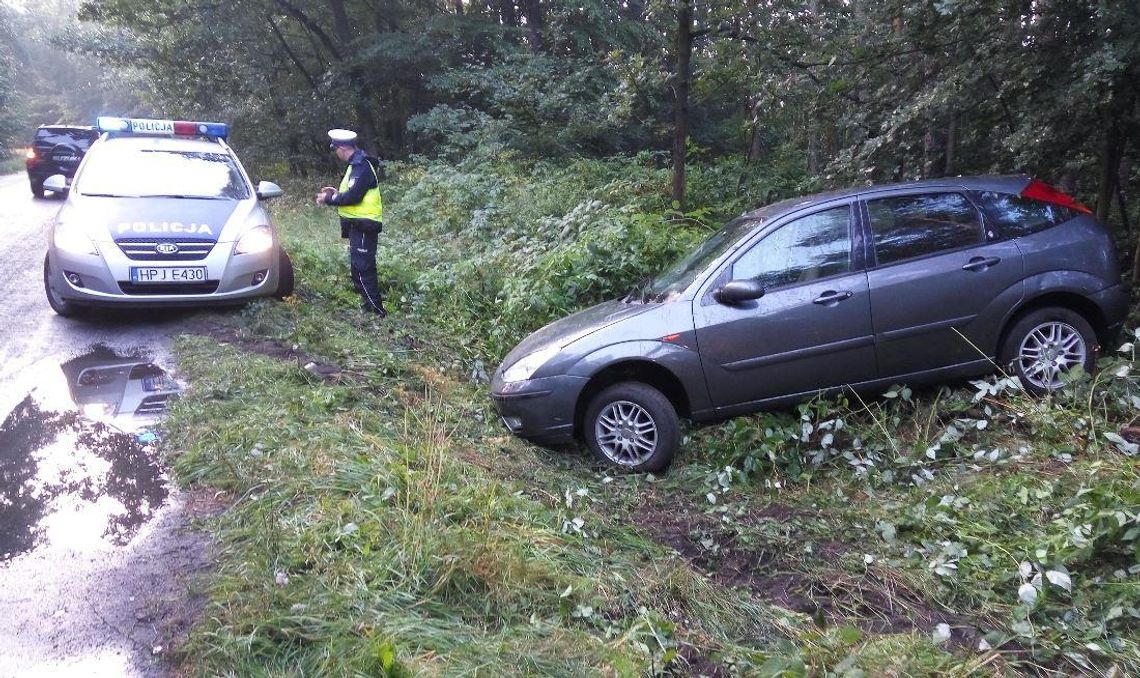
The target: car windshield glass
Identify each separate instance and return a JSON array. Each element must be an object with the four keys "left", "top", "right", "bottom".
[
  {"left": 644, "top": 215, "right": 762, "bottom": 301},
  {"left": 76, "top": 147, "right": 249, "bottom": 199}
]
